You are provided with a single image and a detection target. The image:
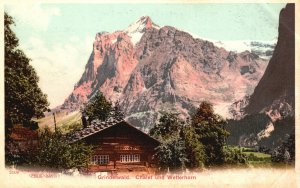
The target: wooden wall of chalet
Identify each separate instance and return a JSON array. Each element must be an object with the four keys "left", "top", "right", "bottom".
[{"left": 82, "top": 121, "right": 159, "bottom": 172}]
